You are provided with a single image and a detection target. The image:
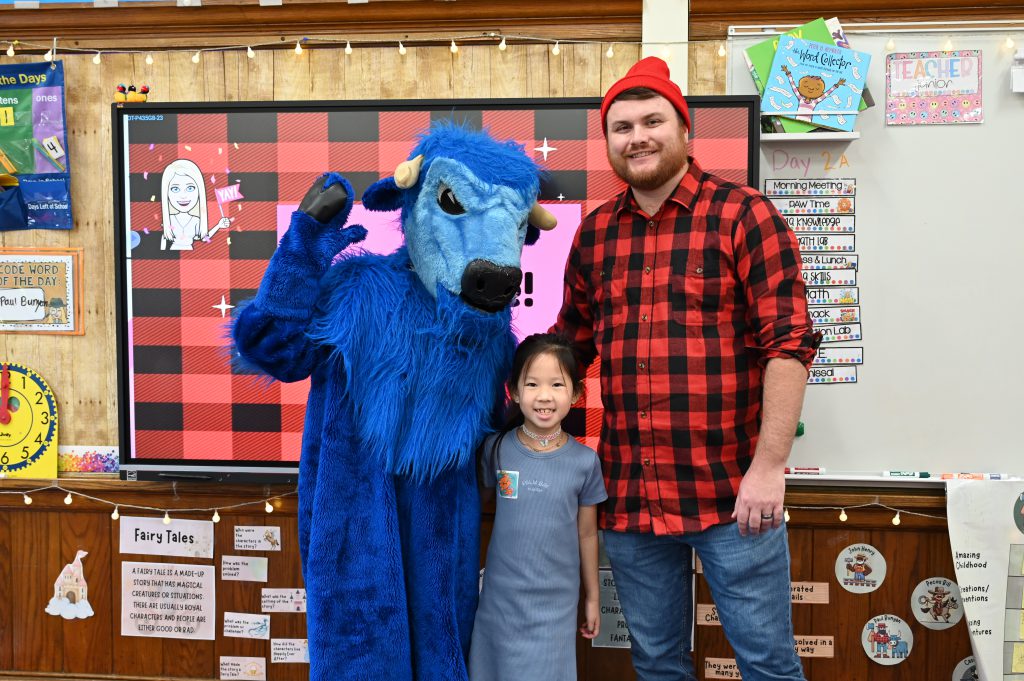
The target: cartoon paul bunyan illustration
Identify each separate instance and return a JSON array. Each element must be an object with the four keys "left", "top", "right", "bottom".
[
  {"left": 780, "top": 65, "right": 846, "bottom": 122},
  {"left": 46, "top": 297, "right": 65, "bottom": 324},
  {"left": 847, "top": 553, "right": 872, "bottom": 582},
  {"left": 160, "top": 158, "right": 231, "bottom": 250},
  {"left": 918, "top": 584, "right": 959, "bottom": 623}
]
